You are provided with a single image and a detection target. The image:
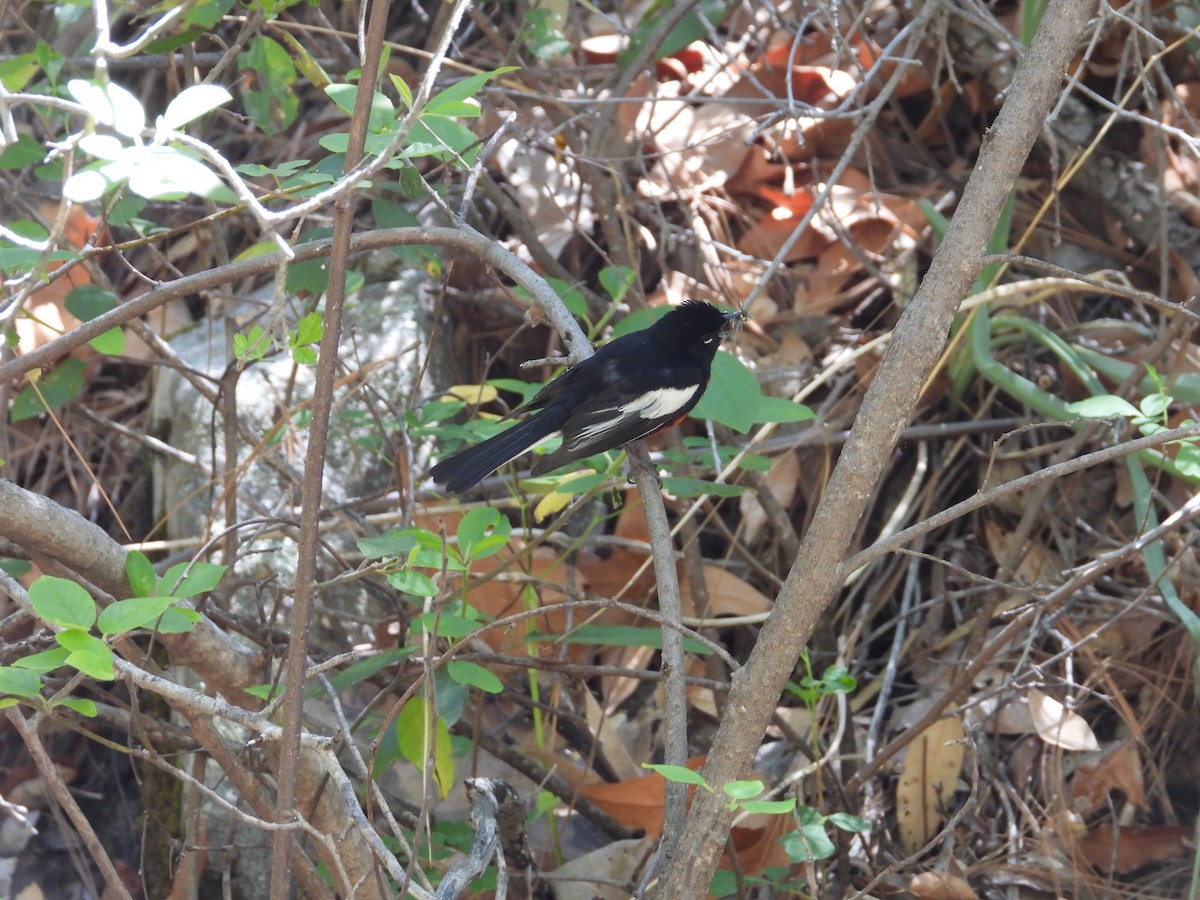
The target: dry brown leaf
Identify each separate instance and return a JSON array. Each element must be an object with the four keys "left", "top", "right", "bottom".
[
  {"left": 896, "top": 715, "right": 965, "bottom": 853},
  {"left": 578, "top": 756, "right": 706, "bottom": 838},
  {"left": 1070, "top": 740, "right": 1146, "bottom": 815},
  {"left": 740, "top": 451, "right": 800, "bottom": 544},
  {"left": 1028, "top": 688, "right": 1099, "bottom": 752},
  {"left": 1078, "top": 823, "right": 1192, "bottom": 873},
  {"left": 681, "top": 564, "right": 773, "bottom": 618},
  {"left": 725, "top": 811, "right": 792, "bottom": 876},
  {"left": 548, "top": 837, "right": 653, "bottom": 900},
  {"left": 583, "top": 689, "right": 642, "bottom": 782},
  {"left": 908, "top": 870, "right": 977, "bottom": 900}
]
